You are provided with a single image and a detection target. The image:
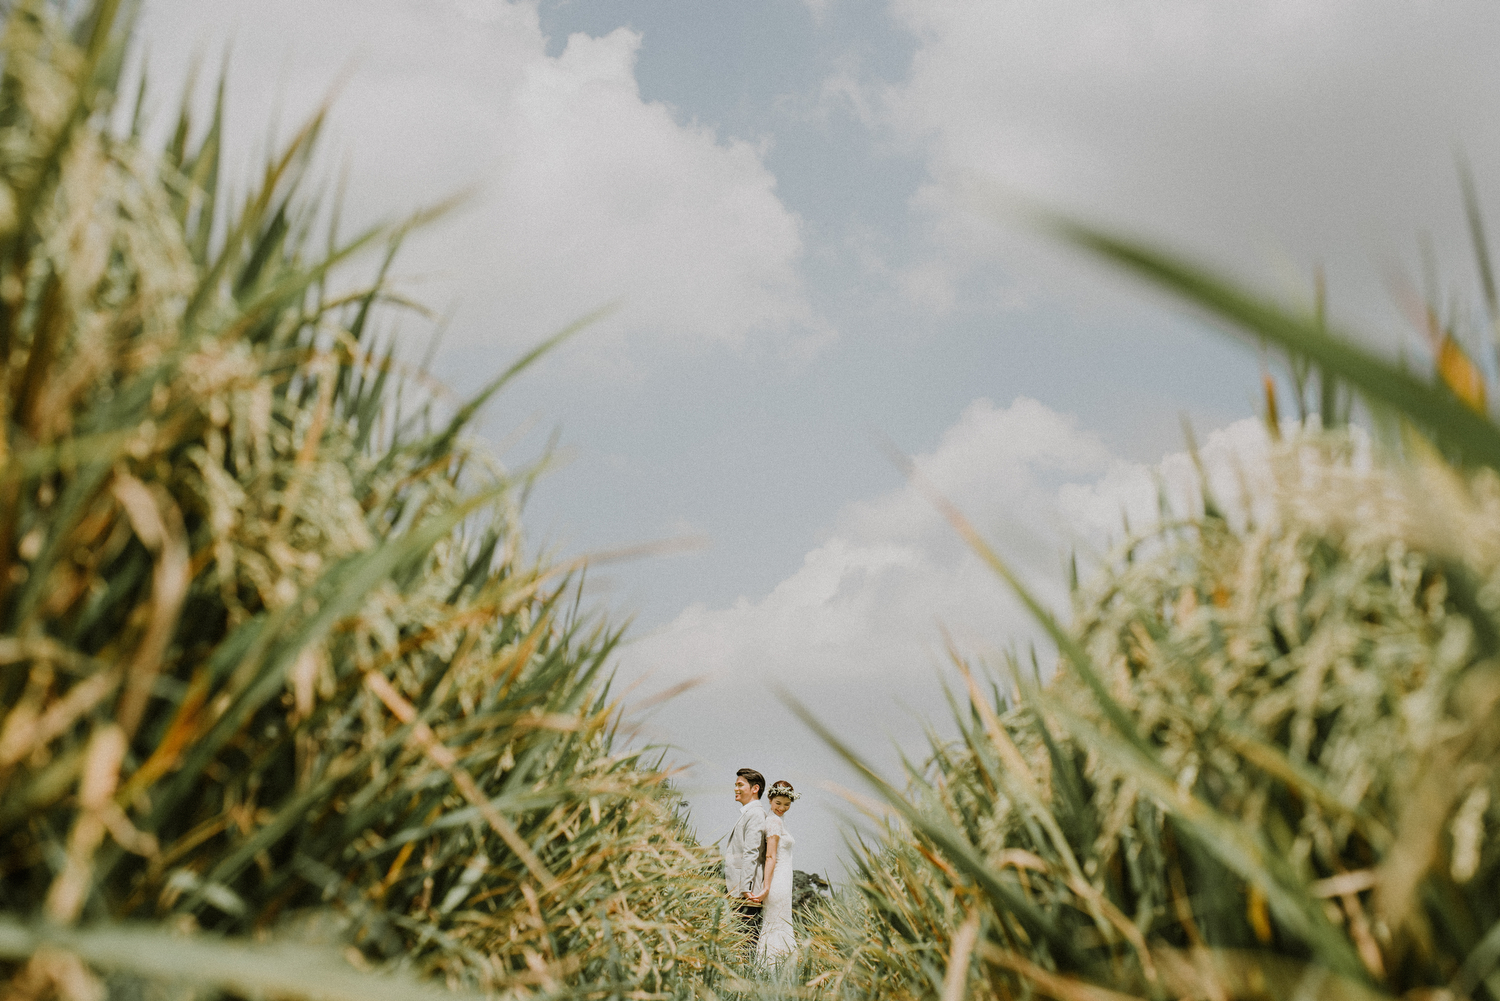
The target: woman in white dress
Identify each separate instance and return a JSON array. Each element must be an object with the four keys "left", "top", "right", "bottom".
[{"left": 749, "top": 780, "right": 798, "bottom": 965}]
